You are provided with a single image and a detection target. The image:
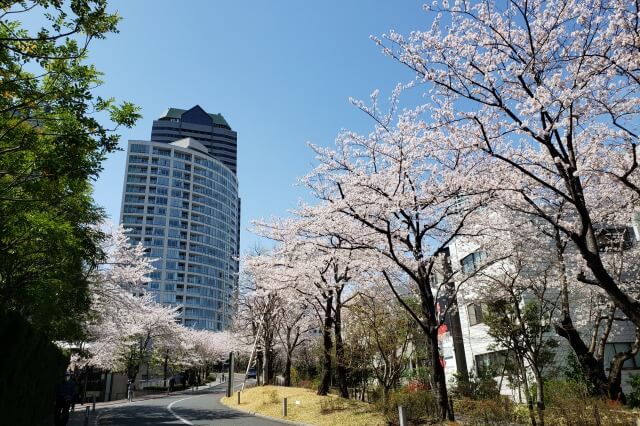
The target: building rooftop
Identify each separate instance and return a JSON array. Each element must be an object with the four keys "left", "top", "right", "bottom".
[
  {"left": 158, "top": 105, "right": 230, "bottom": 129},
  {"left": 169, "top": 137, "right": 209, "bottom": 155}
]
